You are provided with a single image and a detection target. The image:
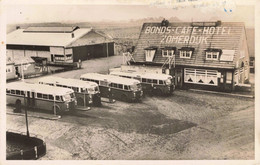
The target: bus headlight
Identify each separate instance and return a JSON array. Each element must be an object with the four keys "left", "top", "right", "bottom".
[
  {"left": 133, "top": 92, "right": 136, "bottom": 97},
  {"left": 66, "top": 103, "right": 69, "bottom": 108}
]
